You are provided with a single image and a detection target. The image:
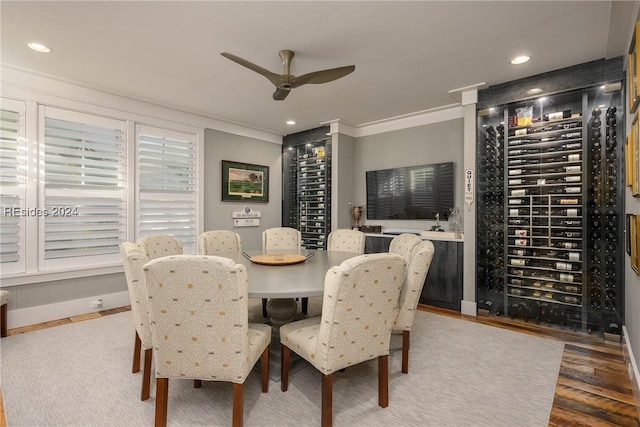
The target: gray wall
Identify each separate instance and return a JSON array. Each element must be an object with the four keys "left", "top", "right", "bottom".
[
  {"left": 333, "top": 132, "right": 357, "bottom": 229},
  {"left": 353, "top": 119, "right": 465, "bottom": 231},
  {"left": 203, "top": 128, "right": 283, "bottom": 250}
]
